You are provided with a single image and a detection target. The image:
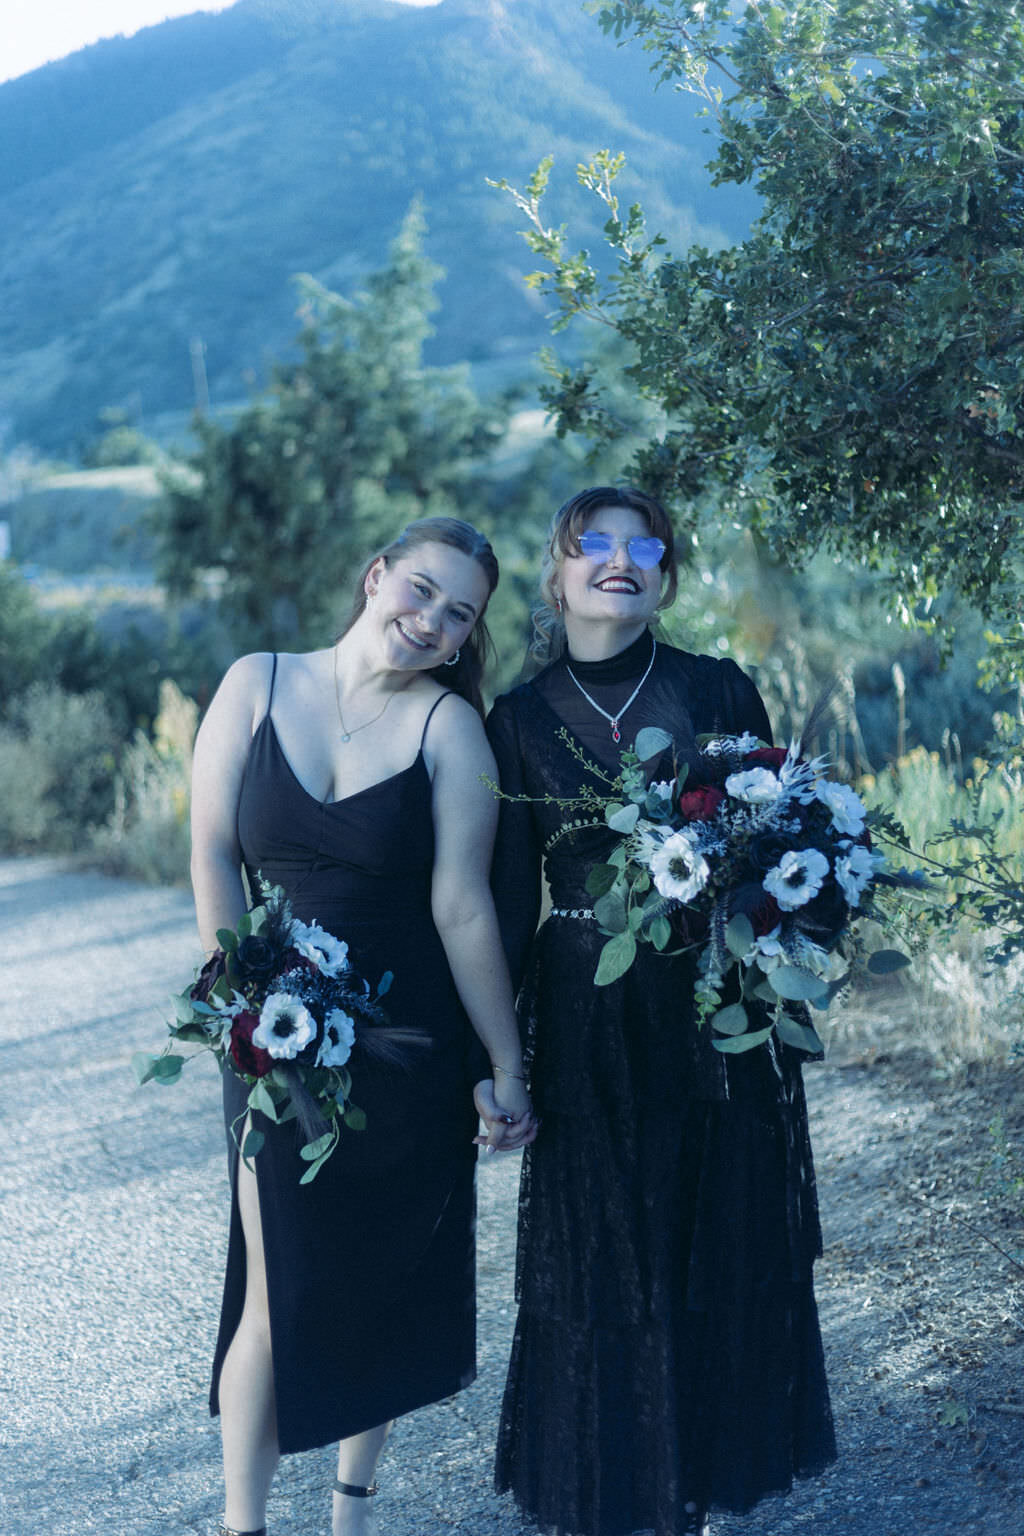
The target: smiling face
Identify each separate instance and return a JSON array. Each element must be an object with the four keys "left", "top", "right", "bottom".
[
  {"left": 555, "top": 505, "right": 664, "bottom": 631},
  {"left": 365, "top": 540, "right": 491, "bottom": 670}
]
